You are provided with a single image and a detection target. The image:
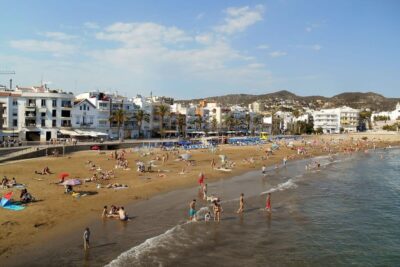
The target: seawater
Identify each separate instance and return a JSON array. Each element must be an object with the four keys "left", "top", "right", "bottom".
[{"left": 107, "top": 149, "right": 400, "bottom": 267}]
